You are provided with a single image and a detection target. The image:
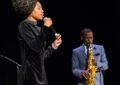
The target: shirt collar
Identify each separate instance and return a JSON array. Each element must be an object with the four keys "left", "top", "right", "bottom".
[
  {"left": 83, "top": 44, "right": 93, "bottom": 50},
  {"left": 83, "top": 44, "right": 93, "bottom": 54},
  {"left": 25, "top": 19, "right": 37, "bottom": 25}
]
